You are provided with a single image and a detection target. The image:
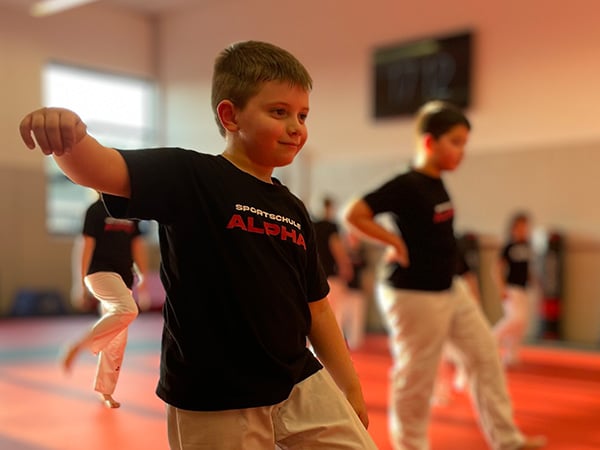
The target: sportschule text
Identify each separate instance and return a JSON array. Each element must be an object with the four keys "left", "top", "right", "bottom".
[{"left": 235, "top": 204, "right": 301, "bottom": 230}]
